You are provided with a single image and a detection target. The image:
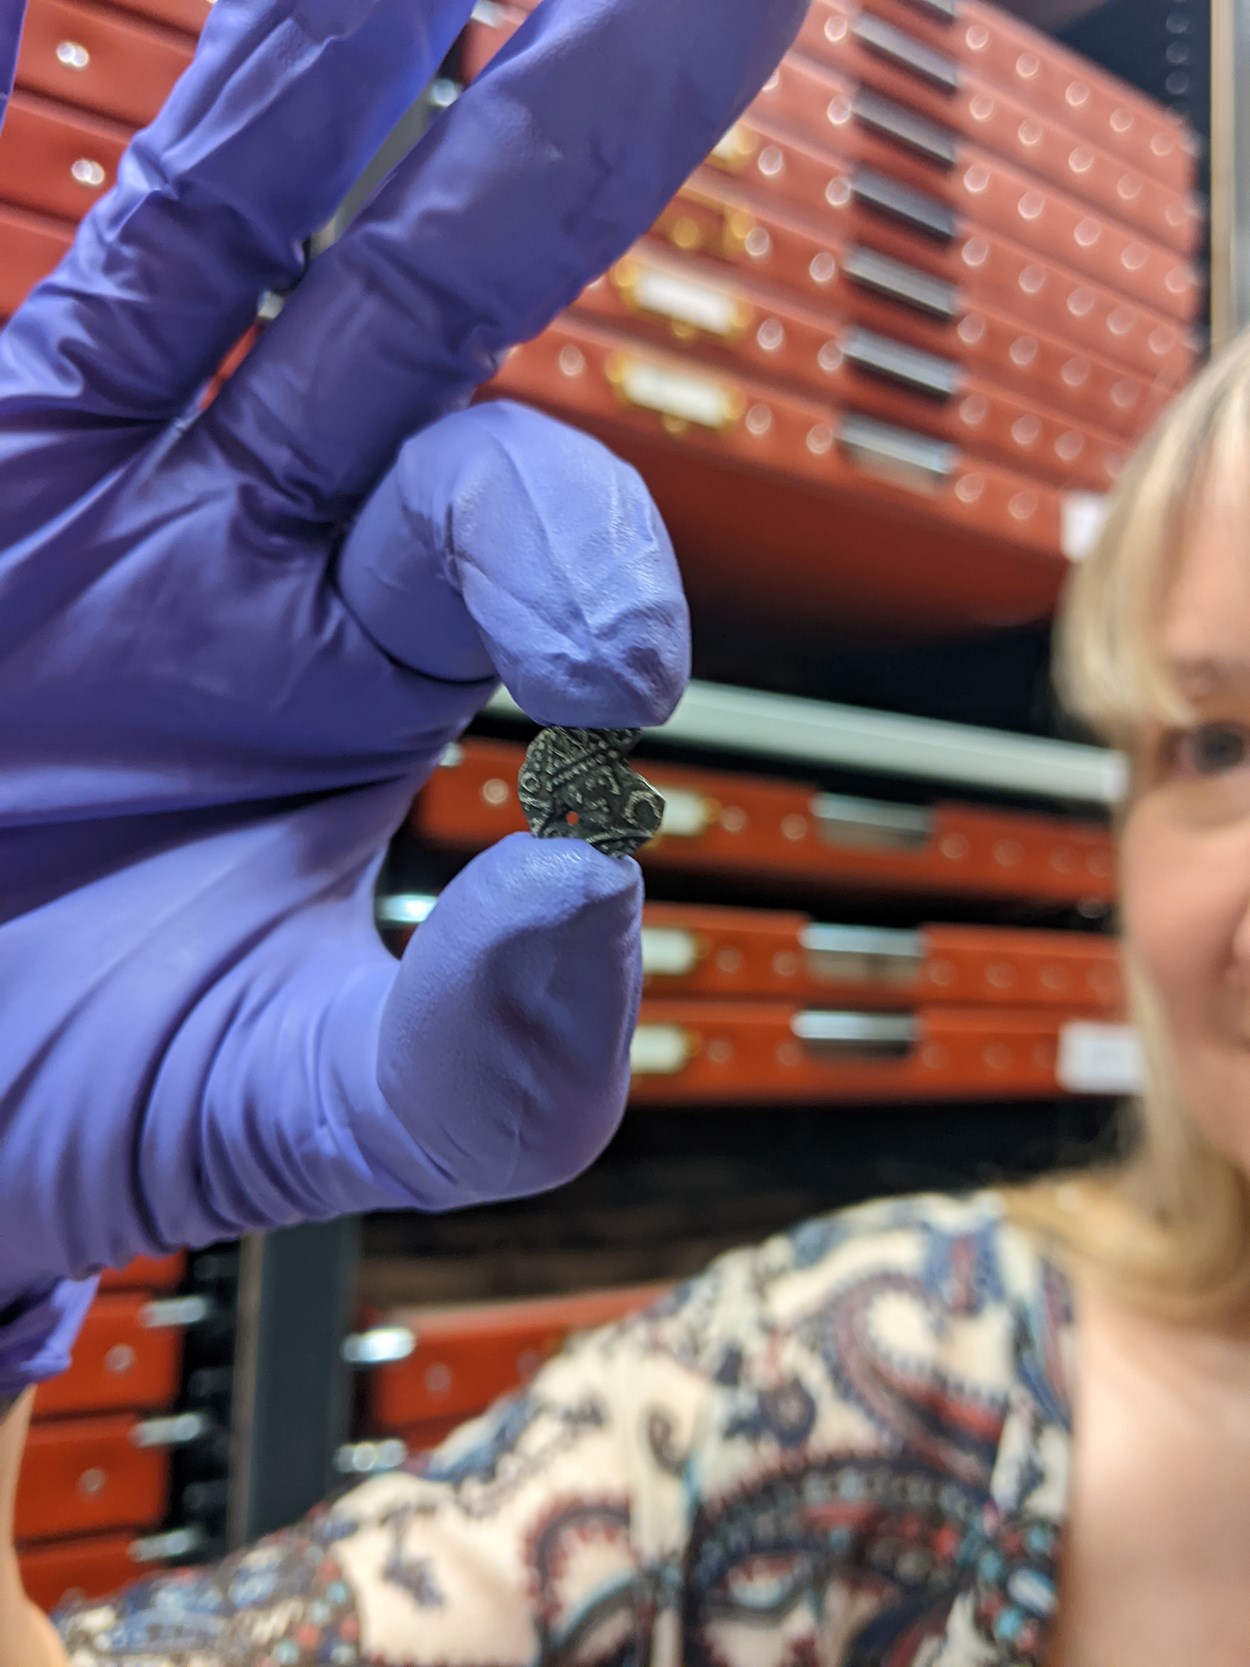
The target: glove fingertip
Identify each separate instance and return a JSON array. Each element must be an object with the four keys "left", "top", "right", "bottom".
[{"left": 376, "top": 833, "right": 643, "bottom": 1203}]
